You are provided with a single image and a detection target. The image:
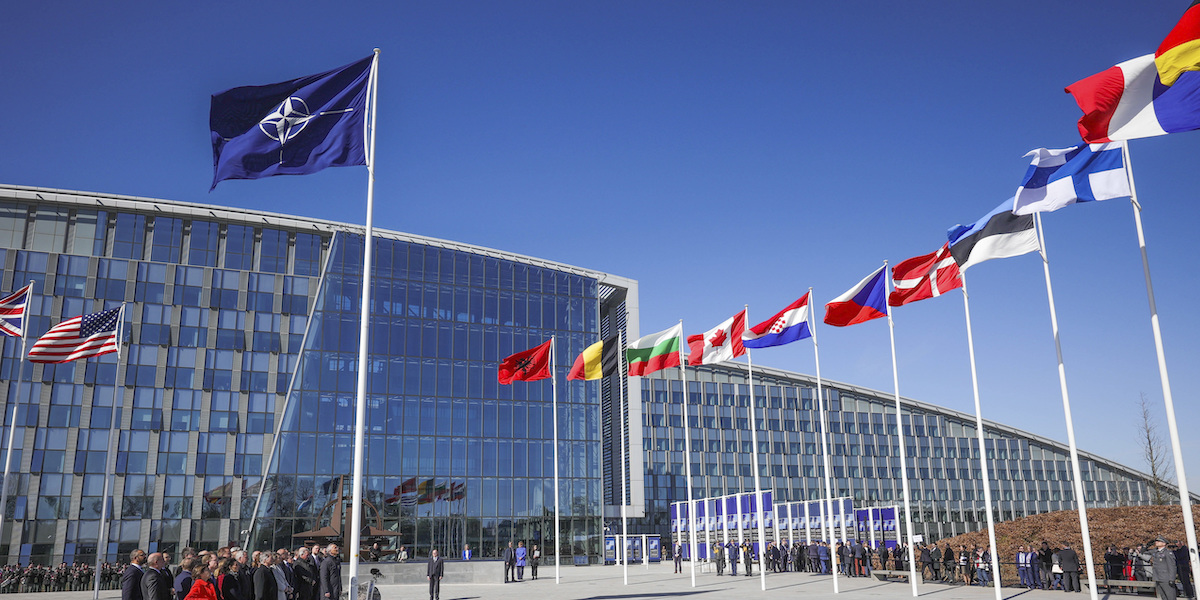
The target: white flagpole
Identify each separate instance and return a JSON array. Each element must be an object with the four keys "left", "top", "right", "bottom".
[
  {"left": 677, "top": 320, "right": 697, "bottom": 588},
  {"left": 808, "top": 289, "right": 838, "bottom": 593},
  {"left": 347, "top": 48, "right": 380, "bottom": 593},
  {"left": 0, "top": 281, "right": 33, "bottom": 544},
  {"left": 94, "top": 304, "right": 127, "bottom": 600},
  {"left": 743, "top": 306, "right": 767, "bottom": 591},
  {"left": 882, "top": 263, "right": 919, "bottom": 597},
  {"left": 1121, "top": 142, "right": 1200, "bottom": 578},
  {"left": 959, "top": 273, "right": 1003, "bottom": 600},
  {"left": 551, "top": 335, "right": 561, "bottom": 584},
  {"left": 1034, "top": 213, "right": 1099, "bottom": 600},
  {"left": 618, "top": 331, "right": 629, "bottom": 585}
]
